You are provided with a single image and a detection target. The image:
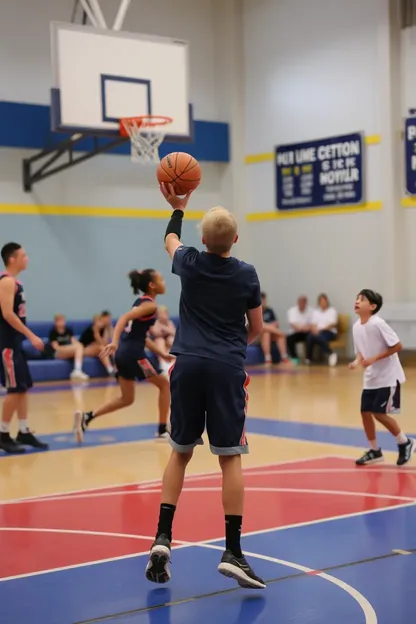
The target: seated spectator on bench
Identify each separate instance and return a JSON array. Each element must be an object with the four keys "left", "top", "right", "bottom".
[
  {"left": 149, "top": 306, "right": 176, "bottom": 375},
  {"left": 306, "top": 294, "right": 338, "bottom": 367},
  {"left": 260, "top": 292, "right": 290, "bottom": 364},
  {"left": 79, "top": 313, "right": 114, "bottom": 375},
  {"left": 286, "top": 296, "right": 313, "bottom": 361},
  {"left": 44, "top": 314, "right": 89, "bottom": 380}
]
